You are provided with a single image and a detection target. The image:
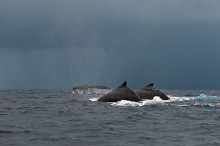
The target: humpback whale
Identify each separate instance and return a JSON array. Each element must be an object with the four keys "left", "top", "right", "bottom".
[
  {"left": 72, "top": 84, "right": 110, "bottom": 90},
  {"left": 135, "top": 83, "right": 169, "bottom": 100},
  {"left": 98, "top": 81, "right": 141, "bottom": 102},
  {"left": 72, "top": 84, "right": 111, "bottom": 94}
]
